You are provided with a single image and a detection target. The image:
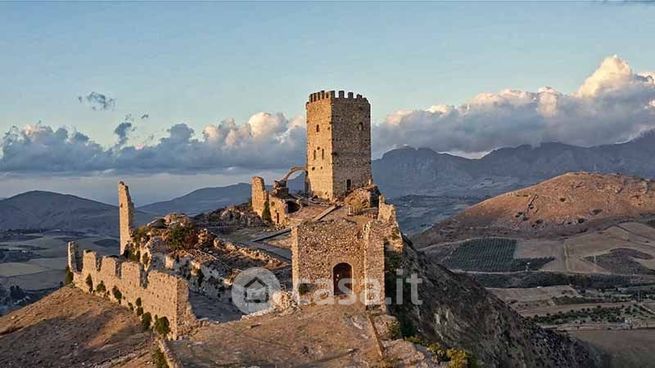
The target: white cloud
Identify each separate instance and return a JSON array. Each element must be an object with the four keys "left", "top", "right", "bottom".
[
  {"left": 3, "top": 55, "right": 655, "bottom": 174},
  {"left": 0, "top": 113, "right": 306, "bottom": 174},
  {"left": 374, "top": 55, "right": 655, "bottom": 155}
]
